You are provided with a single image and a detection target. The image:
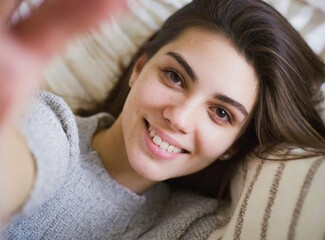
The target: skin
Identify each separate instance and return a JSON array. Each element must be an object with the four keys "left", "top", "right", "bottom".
[
  {"left": 92, "top": 28, "right": 258, "bottom": 194},
  {"left": 0, "top": 0, "right": 127, "bottom": 222},
  {"left": 0, "top": 0, "right": 22, "bottom": 25}
]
